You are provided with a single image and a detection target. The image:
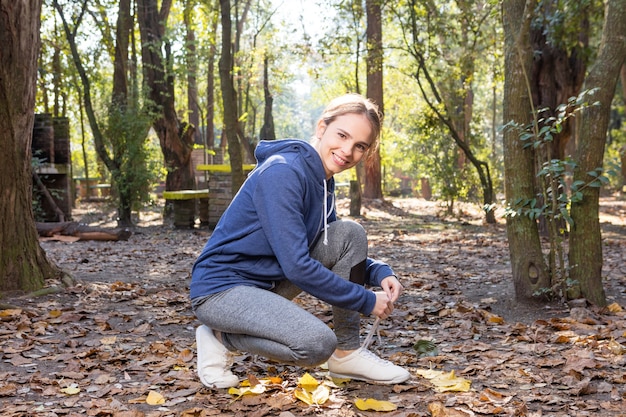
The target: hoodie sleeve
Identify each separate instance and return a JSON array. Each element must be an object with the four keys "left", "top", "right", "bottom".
[
  {"left": 365, "top": 258, "right": 395, "bottom": 287},
  {"left": 253, "top": 164, "right": 377, "bottom": 315}
]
